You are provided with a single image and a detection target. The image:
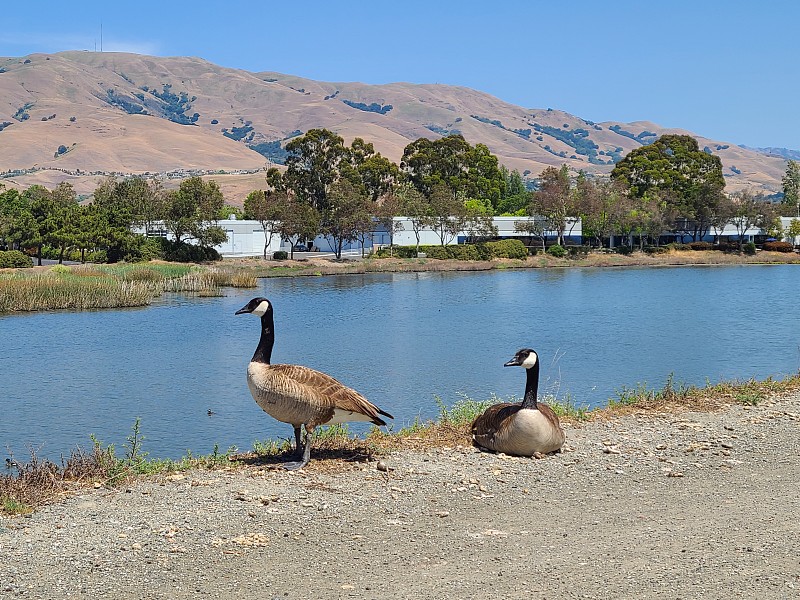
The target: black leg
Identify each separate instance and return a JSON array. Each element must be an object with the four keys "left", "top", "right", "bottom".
[
  {"left": 293, "top": 426, "right": 303, "bottom": 457},
  {"left": 280, "top": 427, "right": 312, "bottom": 471}
]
